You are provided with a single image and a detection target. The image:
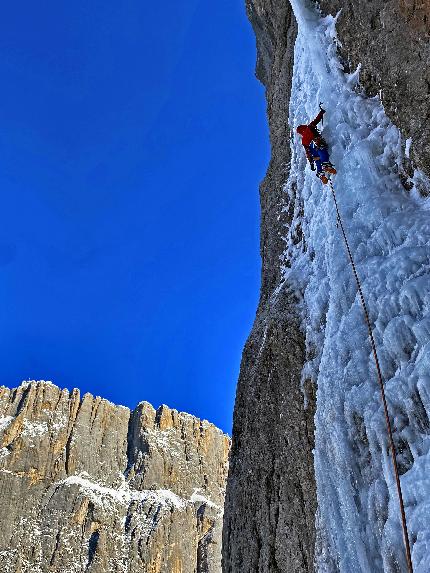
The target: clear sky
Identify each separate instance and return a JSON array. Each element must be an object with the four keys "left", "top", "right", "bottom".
[{"left": 0, "top": 0, "right": 269, "bottom": 434}]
